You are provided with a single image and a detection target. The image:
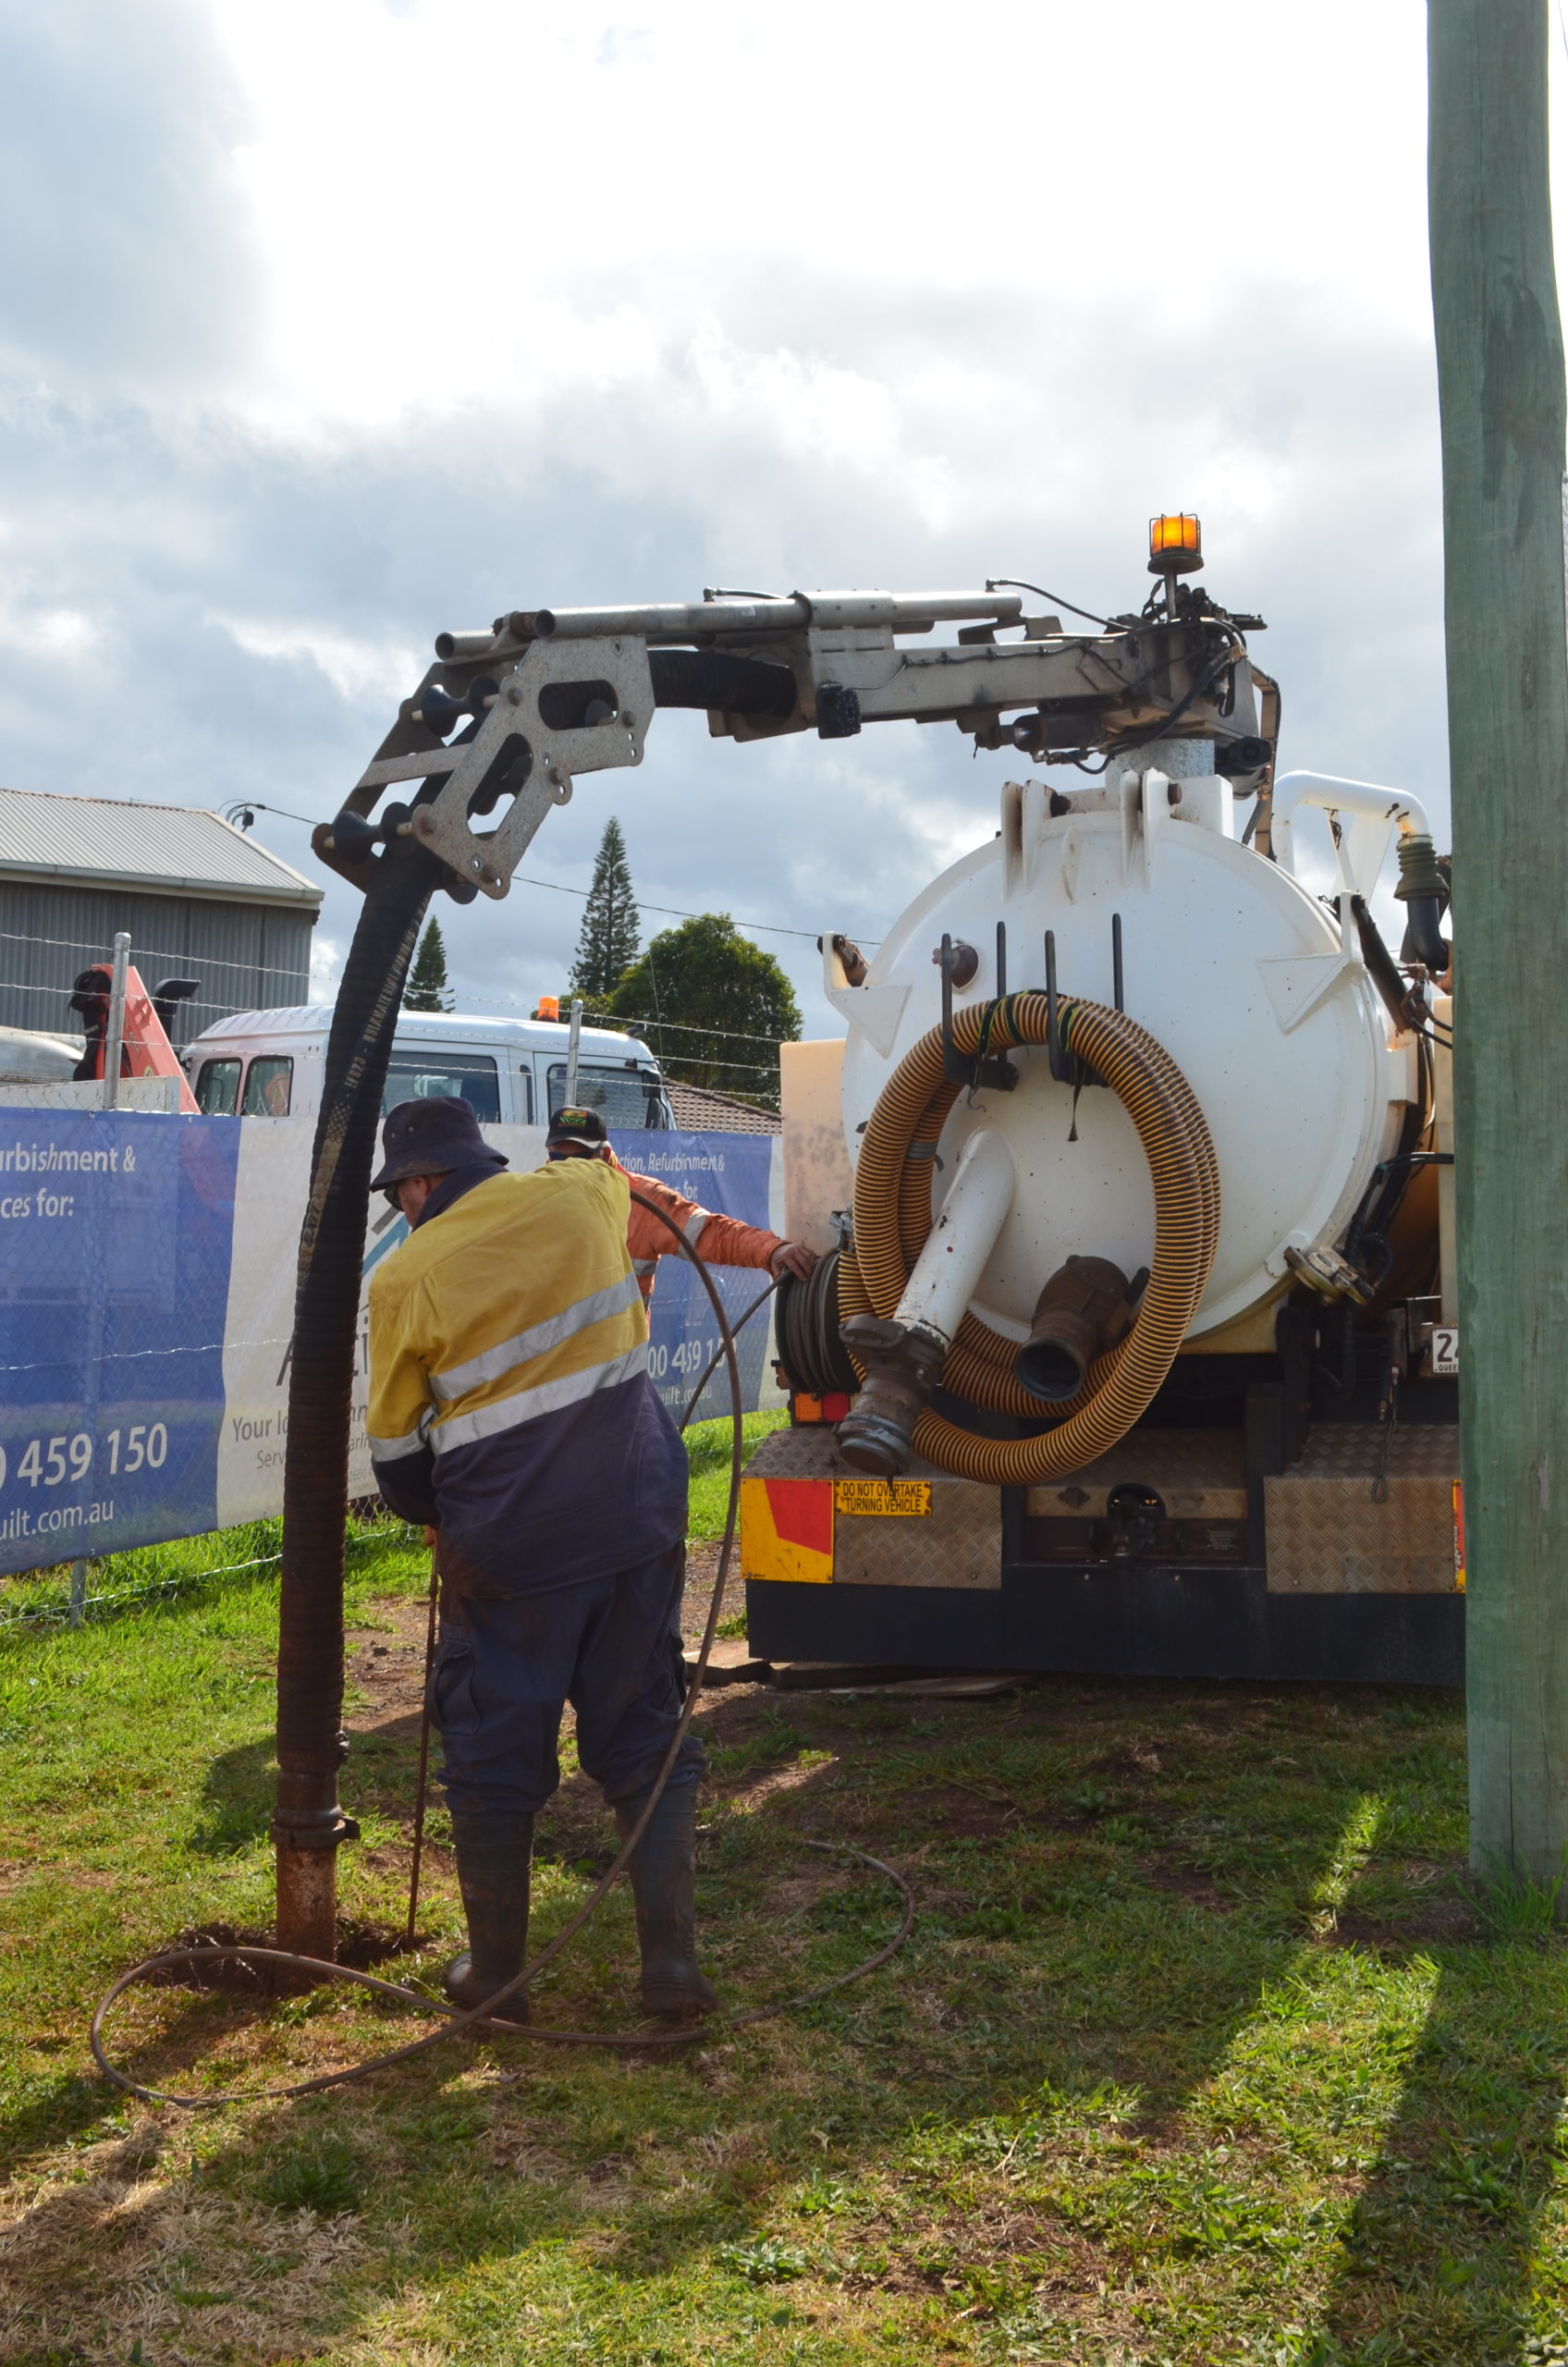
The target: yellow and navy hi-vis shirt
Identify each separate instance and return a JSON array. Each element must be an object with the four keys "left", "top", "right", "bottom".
[{"left": 367, "top": 1159, "right": 687, "bottom": 1591}]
